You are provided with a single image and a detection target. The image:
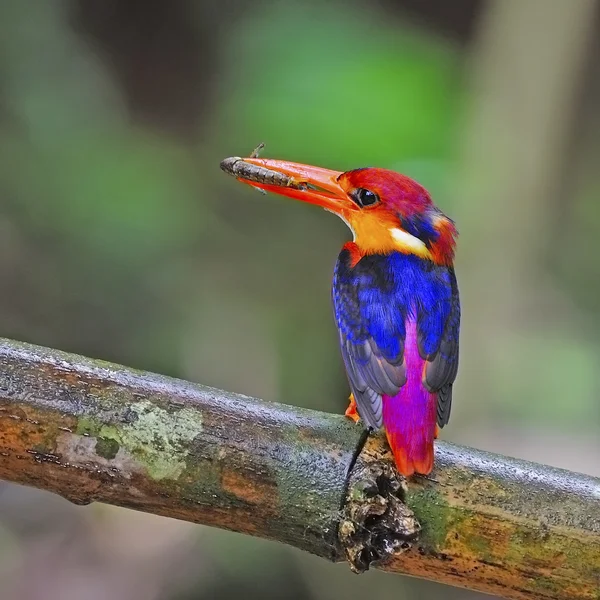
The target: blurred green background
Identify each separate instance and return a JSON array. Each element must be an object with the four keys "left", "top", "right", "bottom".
[{"left": 0, "top": 0, "right": 598, "bottom": 598}]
